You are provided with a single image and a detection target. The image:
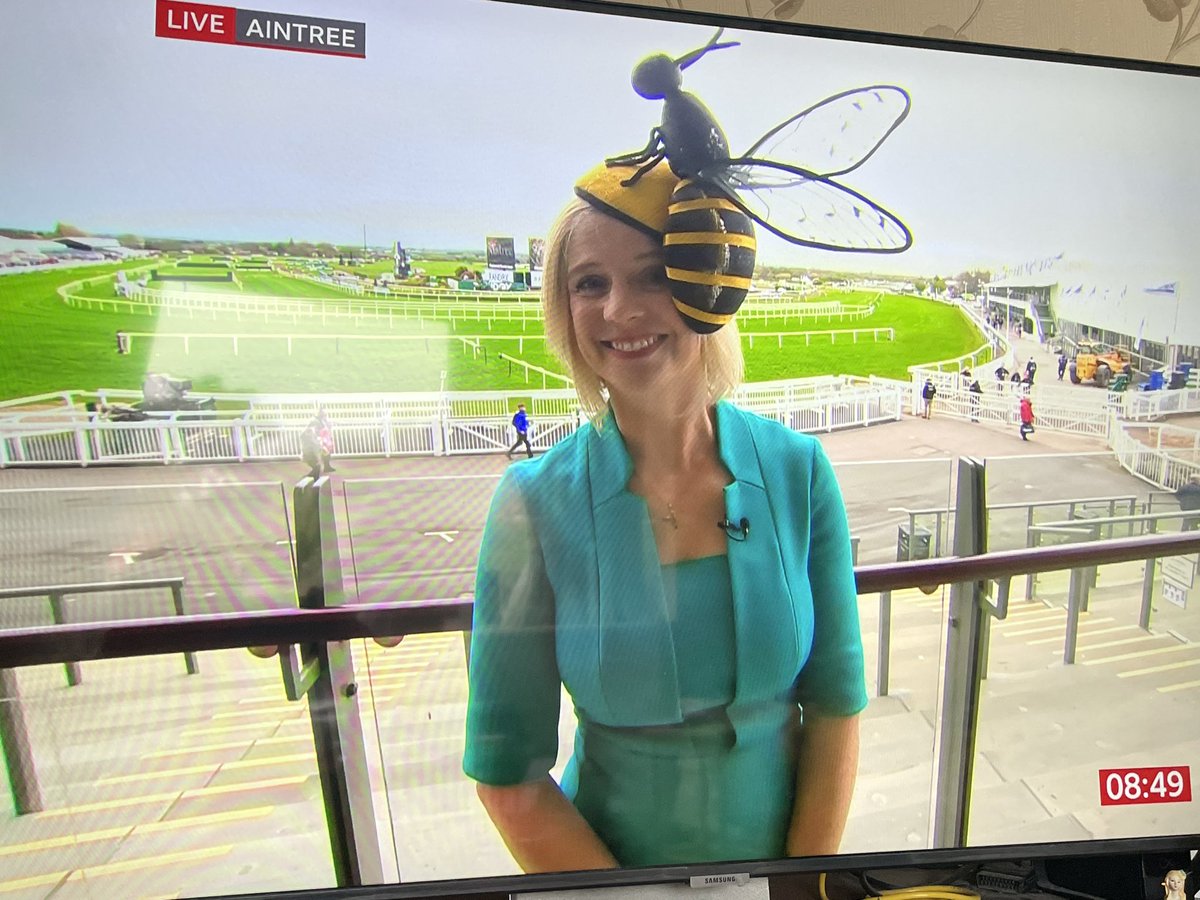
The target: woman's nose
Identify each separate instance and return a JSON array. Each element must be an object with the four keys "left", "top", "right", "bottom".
[{"left": 603, "top": 280, "right": 643, "bottom": 323}]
